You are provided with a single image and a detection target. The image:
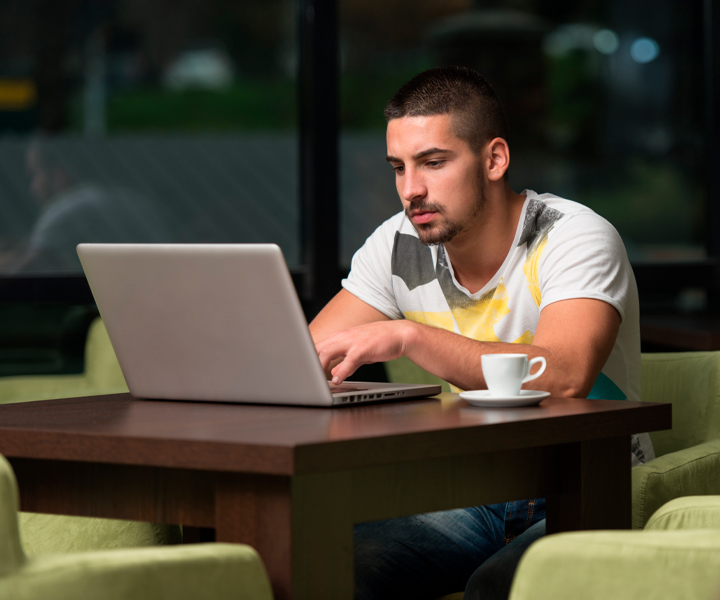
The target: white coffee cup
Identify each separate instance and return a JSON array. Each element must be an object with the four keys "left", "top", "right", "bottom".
[{"left": 481, "top": 353, "right": 547, "bottom": 397}]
